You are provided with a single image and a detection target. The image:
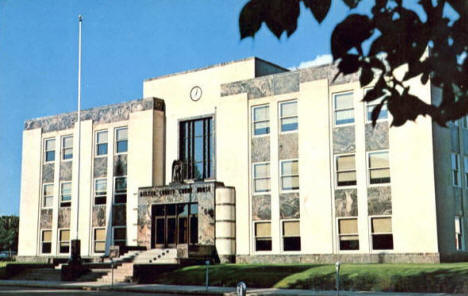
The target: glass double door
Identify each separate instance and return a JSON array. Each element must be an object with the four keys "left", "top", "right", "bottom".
[{"left": 152, "top": 203, "right": 198, "bottom": 248}]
